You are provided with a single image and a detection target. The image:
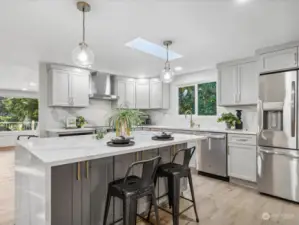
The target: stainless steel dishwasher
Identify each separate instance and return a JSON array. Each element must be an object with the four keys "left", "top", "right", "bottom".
[{"left": 198, "top": 132, "right": 227, "bottom": 178}]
